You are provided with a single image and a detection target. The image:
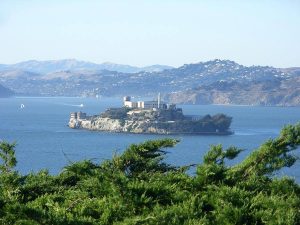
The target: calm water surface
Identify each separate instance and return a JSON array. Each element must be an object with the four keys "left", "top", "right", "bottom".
[{"left": 0, "top": 97, "right": 299, "bottom": 182}]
